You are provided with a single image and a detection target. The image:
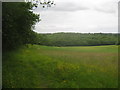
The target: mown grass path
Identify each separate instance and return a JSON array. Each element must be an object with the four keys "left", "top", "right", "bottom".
[{"left": 3, "top": 45, "right": 118, "bottom": 88}]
